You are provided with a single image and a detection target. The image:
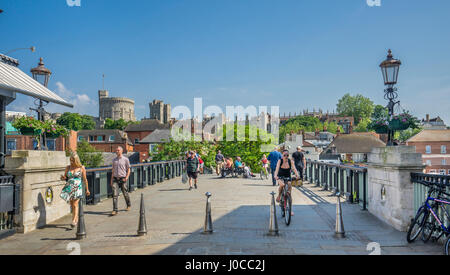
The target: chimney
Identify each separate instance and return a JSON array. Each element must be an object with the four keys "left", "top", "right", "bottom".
[{"left": 426, "top": 114, "right": 430, "bottom": 122}]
